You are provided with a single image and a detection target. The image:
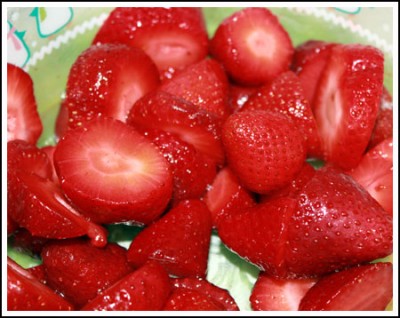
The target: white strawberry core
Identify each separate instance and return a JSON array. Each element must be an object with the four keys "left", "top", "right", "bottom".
[{"left": 246, "top": 29, "right": 275, "bottom": 59}]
